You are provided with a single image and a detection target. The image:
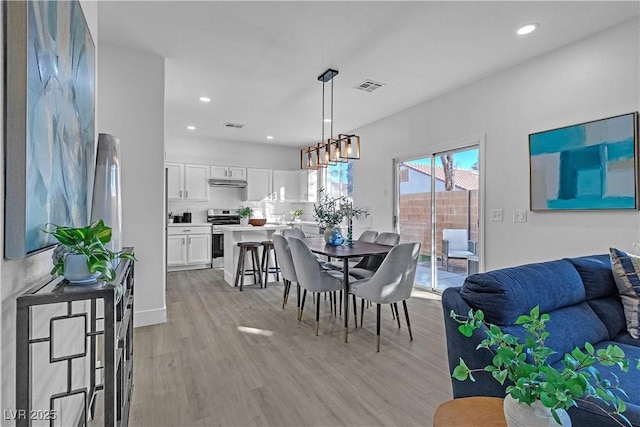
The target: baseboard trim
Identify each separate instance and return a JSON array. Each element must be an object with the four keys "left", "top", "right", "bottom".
[{"left": 134, "top": 307, "right": 167, "bottom": 327}]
